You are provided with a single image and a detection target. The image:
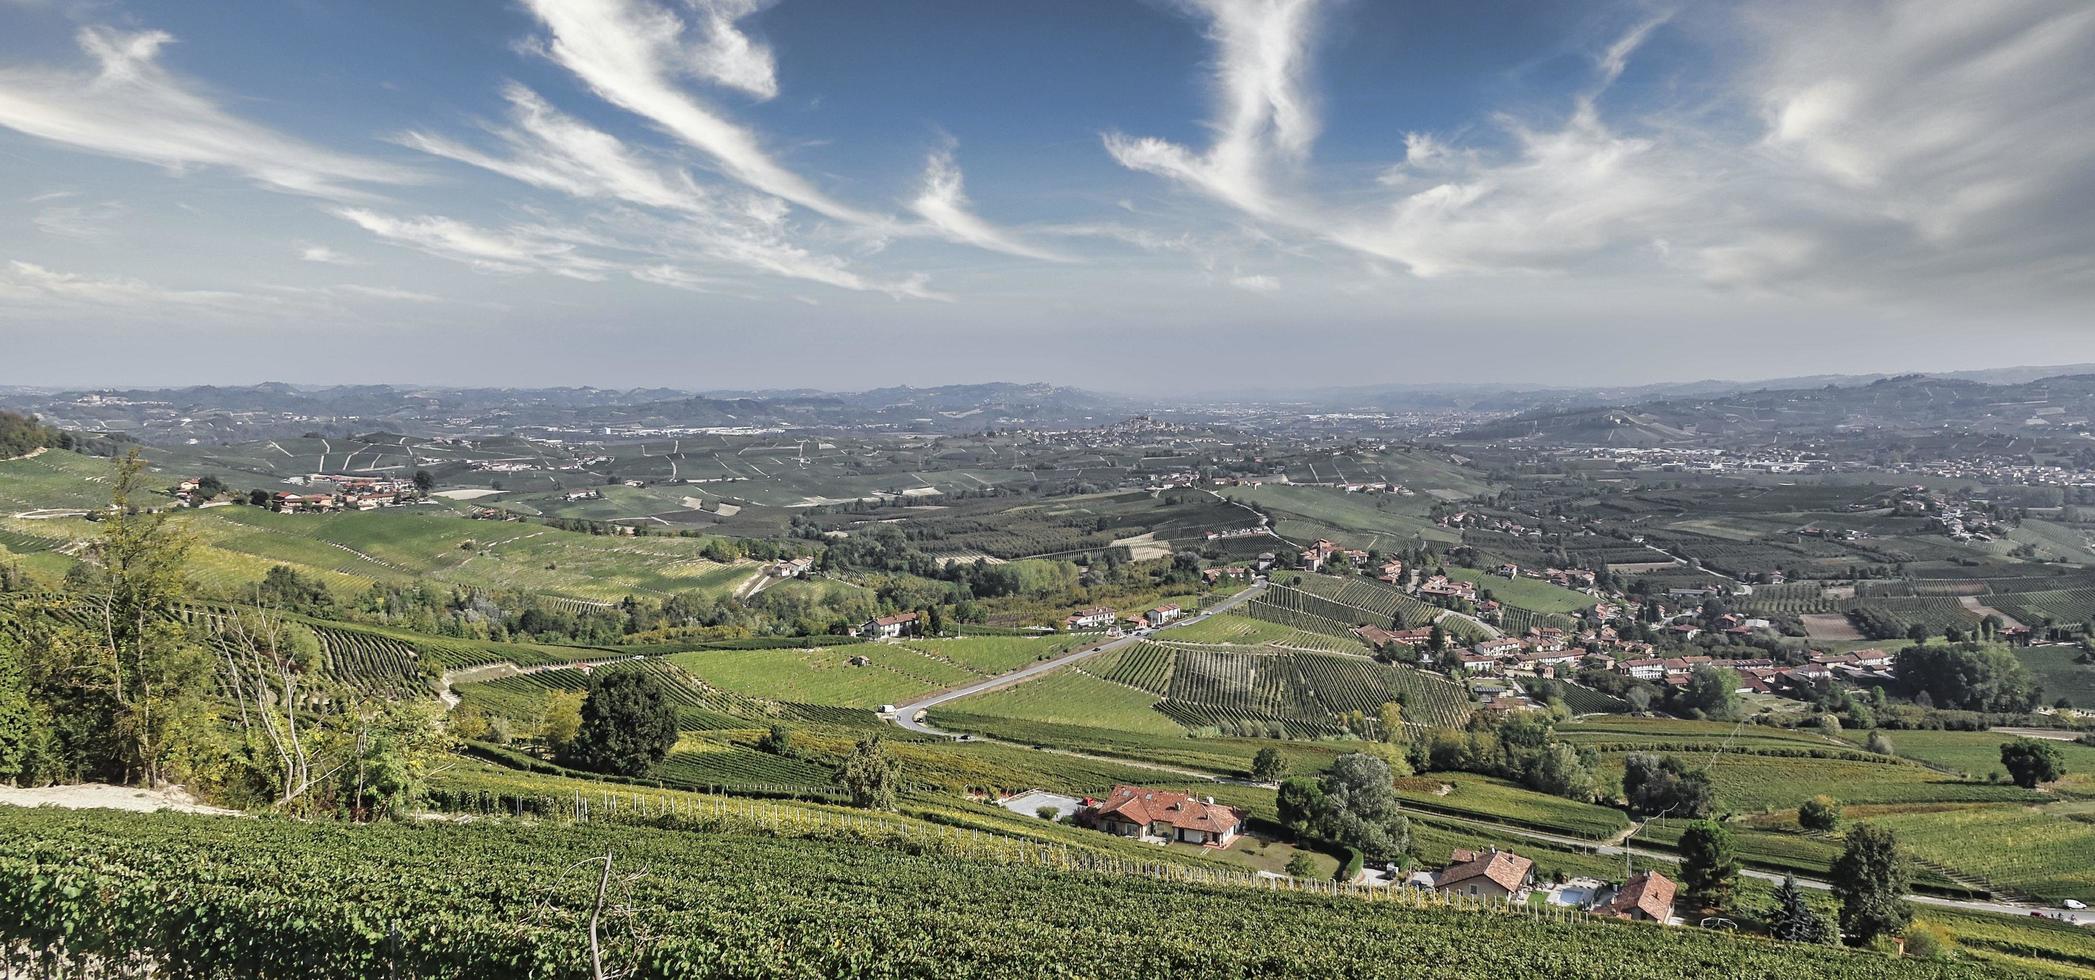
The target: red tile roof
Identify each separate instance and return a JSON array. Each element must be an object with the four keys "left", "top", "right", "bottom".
[
  {"left": 1435, "top": 848, "right": 1534, "bottom": 893},
  {"left": 1605, "top": 870, "right": 1676, "bottom": 920},
  {"left": 1091, "top": 785, "right": 1244, "bottom": 834}
]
